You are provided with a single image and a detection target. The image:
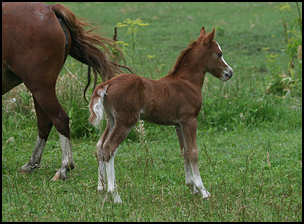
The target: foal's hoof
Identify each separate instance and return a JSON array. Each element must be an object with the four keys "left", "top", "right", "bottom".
[
  {"left": 202, "top": 190, "right": 211, "bottom": 199},
  {"left": 97, "top": 185, "right": 105, "bottom": 192},
  {"left": 113, "top": 193, "right": 122, "bottom": 204},
  {"left": 190, "top": 185, "right": 211, "bottom": 199}
]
